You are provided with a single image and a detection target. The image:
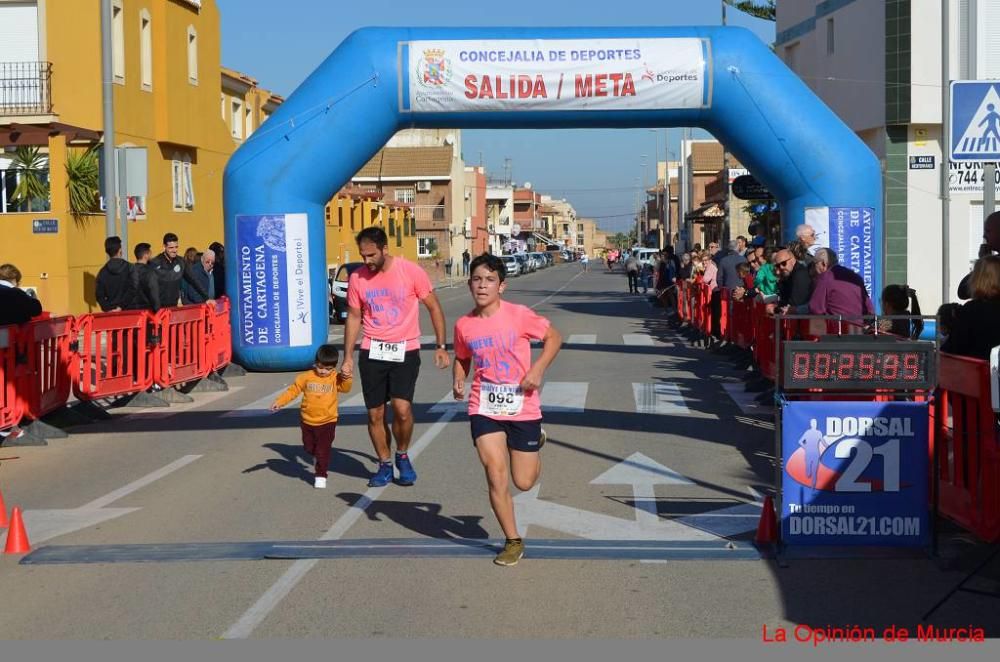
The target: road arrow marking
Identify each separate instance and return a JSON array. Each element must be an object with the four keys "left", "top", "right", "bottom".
[
  {"left": 9, "top": 455, "right": 202, "bottom": 546},
  {"left": 514, "top": 485, "right": 716, "bottom": 541},
  {"left": 591, "top": 452, "right": 693, "bottom": 527}
]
